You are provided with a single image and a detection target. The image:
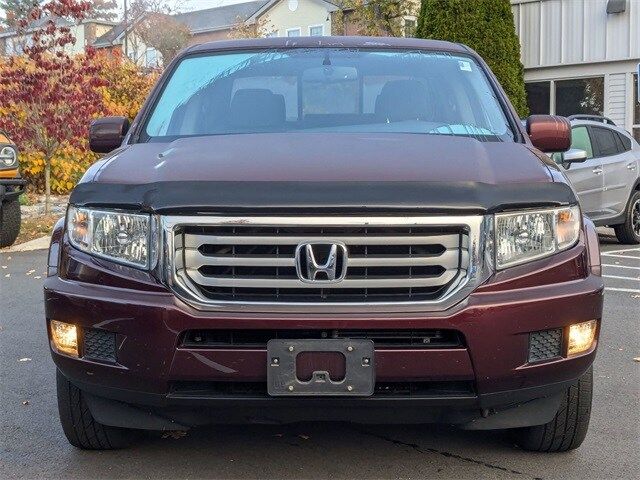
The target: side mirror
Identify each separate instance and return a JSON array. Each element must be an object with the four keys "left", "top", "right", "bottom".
[
  {"left": 89, "top": 116, "right": 130, "bottom": 154},
  {"left": 526, "top": 115, "right": 571, "bottom": 153},
  {"left": 561, "top": 148, "right": 588, "bottom": 165}
]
